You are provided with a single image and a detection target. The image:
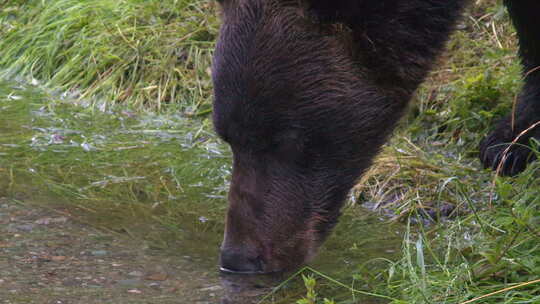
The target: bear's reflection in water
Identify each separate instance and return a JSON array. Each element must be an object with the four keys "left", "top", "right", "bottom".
[{"left": 220, "top": 272, "right": 286, "bottom": 304}]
